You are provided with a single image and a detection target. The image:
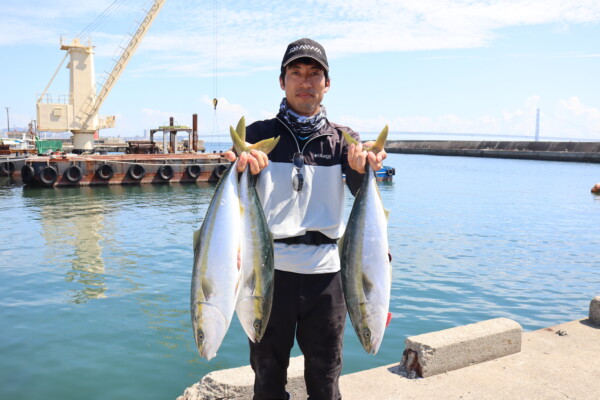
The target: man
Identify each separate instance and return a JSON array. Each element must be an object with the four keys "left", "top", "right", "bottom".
[{"left": 225, "top": 38, "right": 386, "bottom": 400}]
